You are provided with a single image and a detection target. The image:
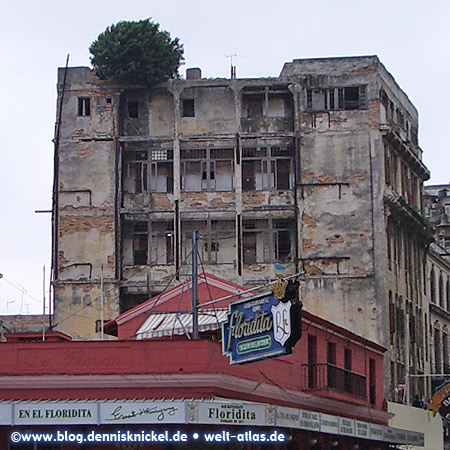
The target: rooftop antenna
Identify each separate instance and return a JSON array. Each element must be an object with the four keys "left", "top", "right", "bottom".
[{"left": 227, "top": 54, "right": 238, "bottom": 79}]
